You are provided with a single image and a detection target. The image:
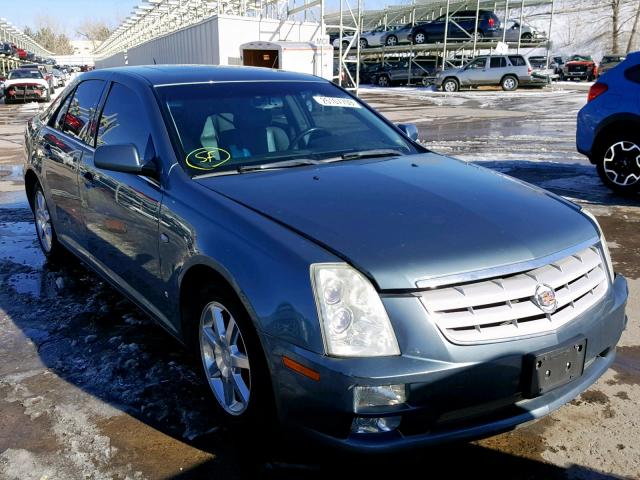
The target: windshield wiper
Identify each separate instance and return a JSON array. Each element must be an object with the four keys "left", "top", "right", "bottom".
[
  {"left": 237, "top": 158, "right": 320, "bottom": 173},
  {"left": 332, "top": 148, "right": 404, "bottom": 161}
]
